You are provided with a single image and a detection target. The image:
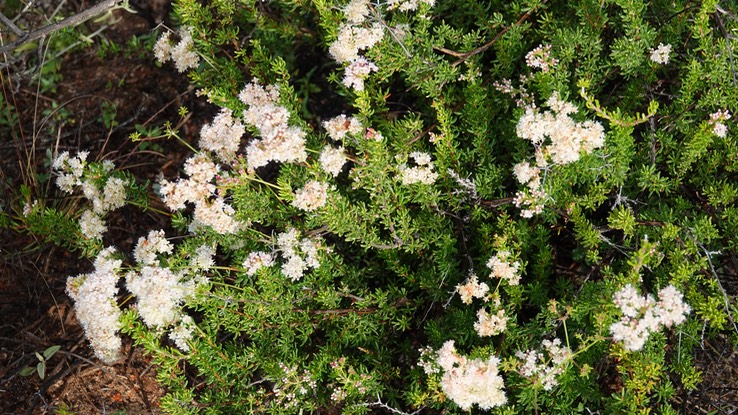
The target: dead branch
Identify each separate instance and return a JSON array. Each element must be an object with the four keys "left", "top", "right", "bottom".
[{"left": 0, "top": 0, "right": 124, "bottom": 56}]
